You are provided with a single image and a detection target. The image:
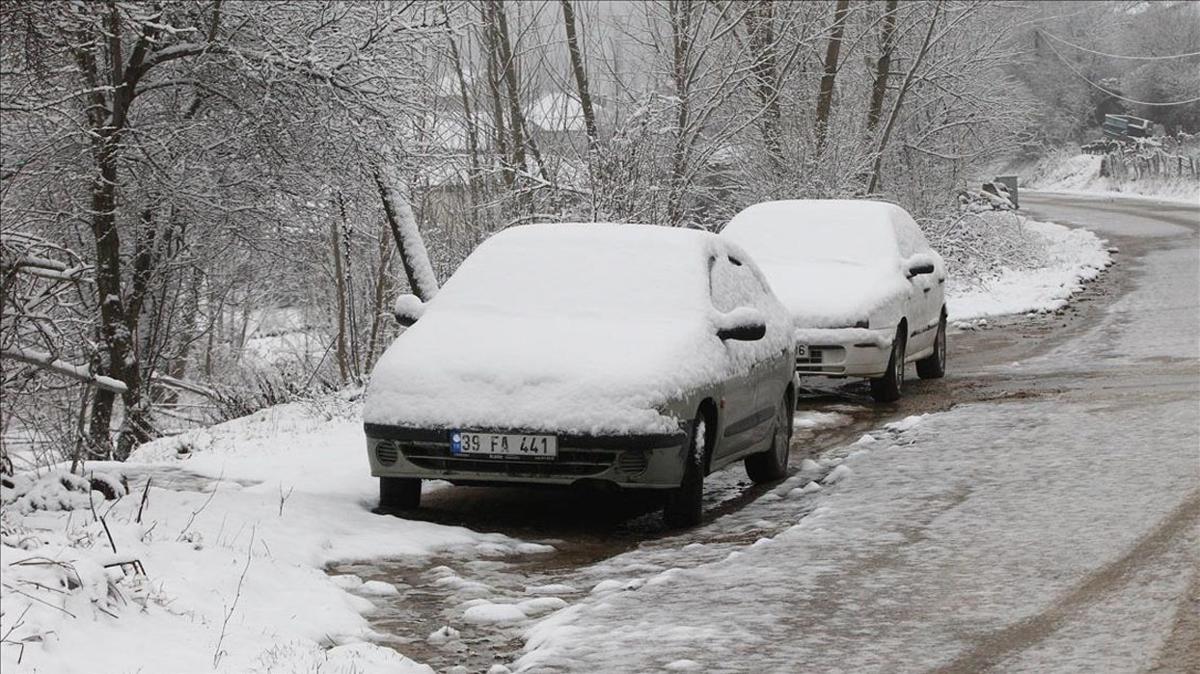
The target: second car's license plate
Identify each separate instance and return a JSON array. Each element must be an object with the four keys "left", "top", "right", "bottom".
[{"left": 451, "top": 432, "right": 558, "bottom": 459}]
